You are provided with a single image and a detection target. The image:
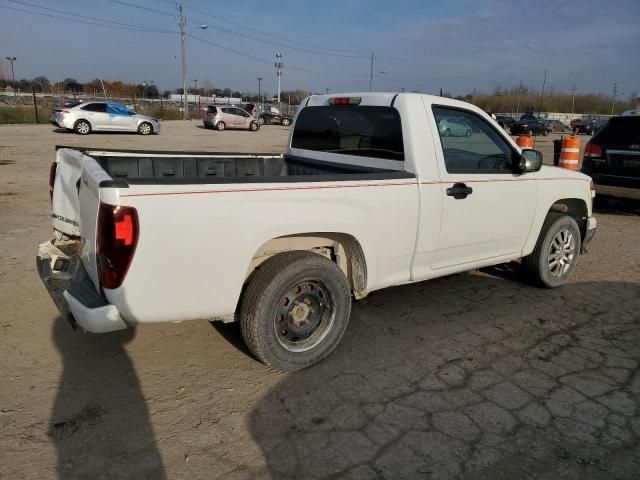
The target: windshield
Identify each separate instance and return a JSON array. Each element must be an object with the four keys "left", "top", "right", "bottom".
[{"left": 291, "top": 106, "right": 404, "bottom": 161}]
